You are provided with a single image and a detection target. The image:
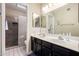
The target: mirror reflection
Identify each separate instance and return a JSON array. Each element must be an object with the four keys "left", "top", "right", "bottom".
[
  {"left": 47, "top": 3, "right": 79, "bottom": 37},
  {"left": 32, "top": 13, "right": 41, "bottom": 27},
  {"left": 41, "top": 15, "right": 46, "bottom": 28}
]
